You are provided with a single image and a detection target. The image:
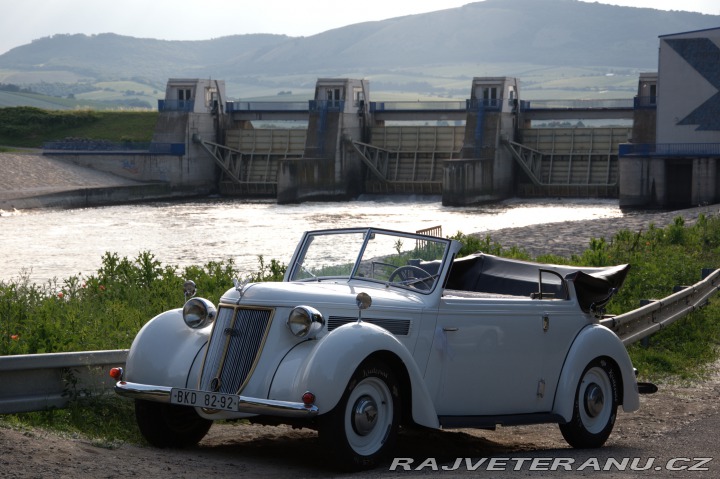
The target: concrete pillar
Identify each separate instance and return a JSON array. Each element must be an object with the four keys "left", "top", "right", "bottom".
[
  {"left": 444, "top": 77, "right": 518, "bottom": 205},
  {"left": 693, "top": 158, "right": 718, "bottom": 205},
  {"left": 277, "top": 79, "right": 368, "bottom": 203}
]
